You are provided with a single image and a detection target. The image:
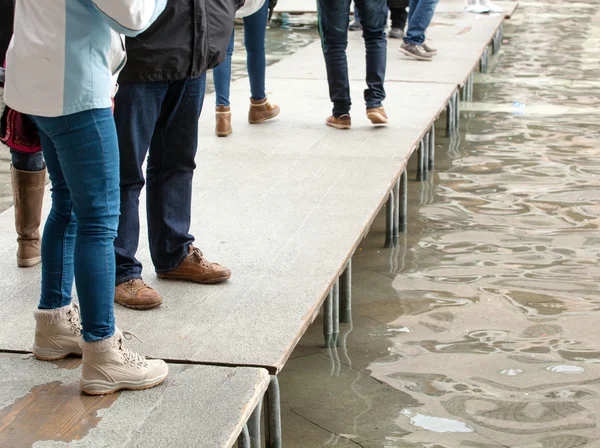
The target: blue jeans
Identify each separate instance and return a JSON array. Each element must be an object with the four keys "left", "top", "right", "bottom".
[
  {"left": 31, "top": 109, "right": 119, "bottom": 342},
  {"left": 318, "top": 0, "right": 388, "bottom": 117},
  {"left": 113, "top": 75, "right": 206, "bottom": 284},
  {"left": 404, "top": 0, "right": 439, "bottom": 45},
  {"left": 213, "top": 0, "right": 269, "bottom": 107}
]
